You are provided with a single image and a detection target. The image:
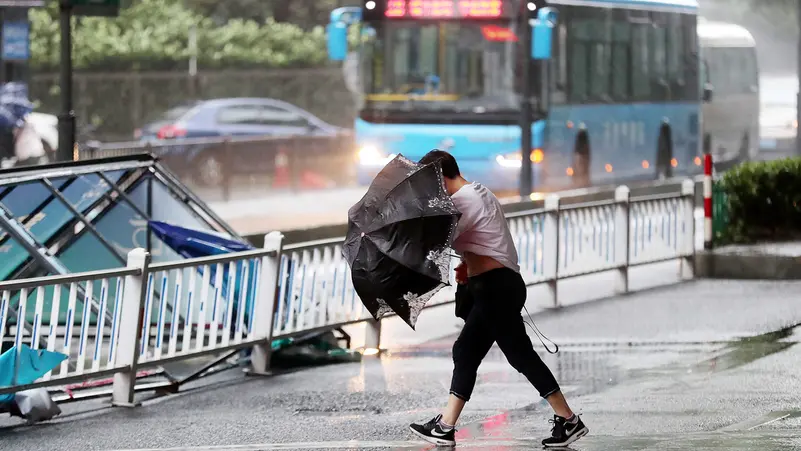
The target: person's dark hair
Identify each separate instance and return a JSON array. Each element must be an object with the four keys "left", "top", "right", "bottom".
[{"left": 419, "top": 149, "right": 460, "bottom": 179}]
